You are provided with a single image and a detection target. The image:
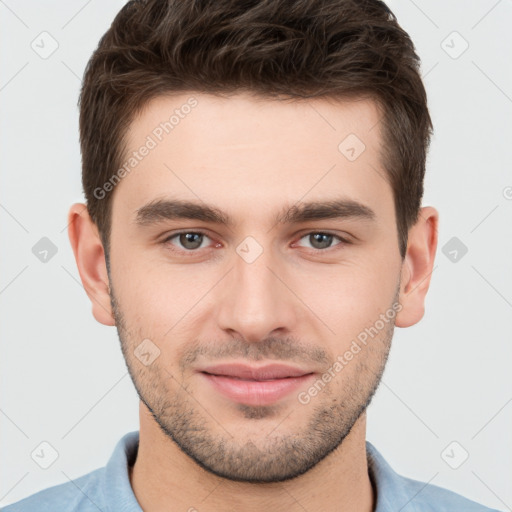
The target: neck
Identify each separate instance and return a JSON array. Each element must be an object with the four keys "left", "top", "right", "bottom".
[{"left": 130, "top": 402, "right": 374, "bottom": 512}]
